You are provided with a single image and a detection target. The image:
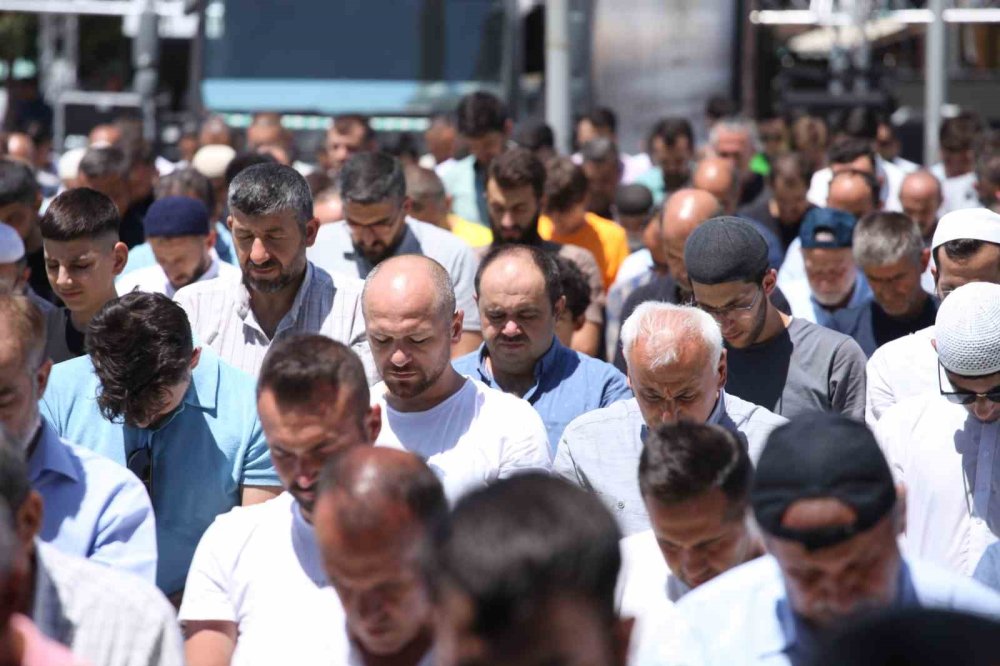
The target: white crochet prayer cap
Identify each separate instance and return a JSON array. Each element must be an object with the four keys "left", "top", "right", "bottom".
[
  {"left": 192, "top": 144, "right": 236, "bottom": 179},
  {"left": 935, "top": 281, "right": 1000, "bottom": 377},
  {"left": 0, "top": 221, "right": 25, "bottom": 263},
  {"left": 932, "top": 208, "right": 1000, "bottom": 251}
]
